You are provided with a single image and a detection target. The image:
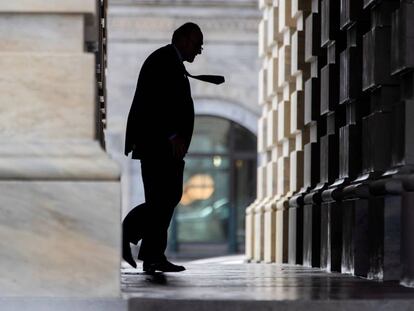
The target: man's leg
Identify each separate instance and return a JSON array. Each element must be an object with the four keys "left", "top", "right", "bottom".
[
  {"left": 123, "top": 203, "right": 147, "bottom": 244},
  {"left": 138, "top": 158, "right": 184, "bottom": 263},
  {"left": 122, "top": 203, "right": 148, "bottom": 267}
]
